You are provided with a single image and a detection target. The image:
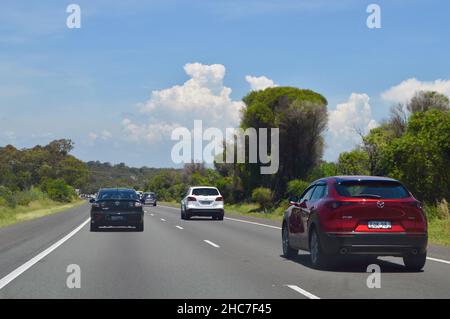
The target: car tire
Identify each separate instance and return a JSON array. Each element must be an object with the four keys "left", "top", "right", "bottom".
[
  {"left": 181, "top": 209, "right": 185, "bottom": 220},
  {"left": 153, "top": 202, "right": 157, "bottom": 207},
  {"left": 136, "top": 223, "right": 144, "bottom": 232},
  {"left": 309, "top": 228, "right": 331, "bottom": 269},
  {"left": 403, "top": 251, "right": 426, "bottom": 271},
  {"left": 185, "top": 210, "right": 191, "bottom": 220},
  {"left": 218, "top": 214, "right": 224, "bottom": 221},
  {"left": 90, "top": 223, "right": 98, "bottom": 232},
  {"left": 282, "top": 223, "right": 298, "bottom": 258}
]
